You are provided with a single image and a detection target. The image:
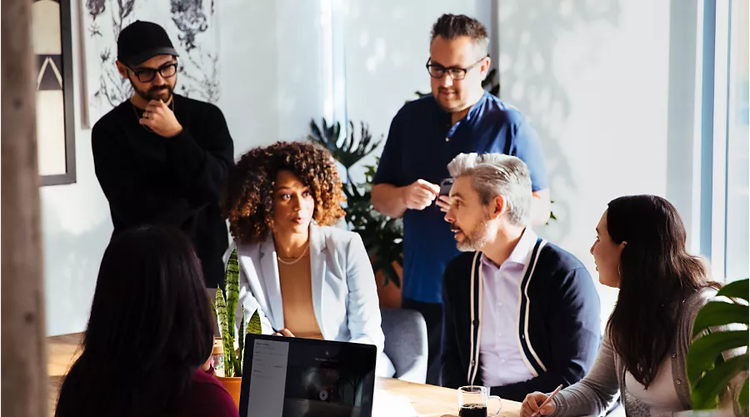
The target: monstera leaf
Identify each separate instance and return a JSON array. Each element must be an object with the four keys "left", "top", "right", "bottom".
[{"left": 688, "top": 279, "right": 749, "bottom": 413}]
